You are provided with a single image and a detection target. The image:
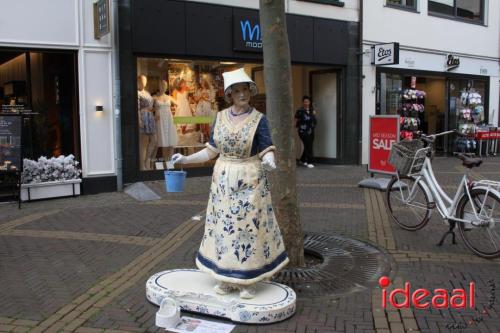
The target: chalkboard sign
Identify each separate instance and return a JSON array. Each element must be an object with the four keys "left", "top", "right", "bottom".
[{"left": 0, "top": 114, "right": 22, "bottom": 171}]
